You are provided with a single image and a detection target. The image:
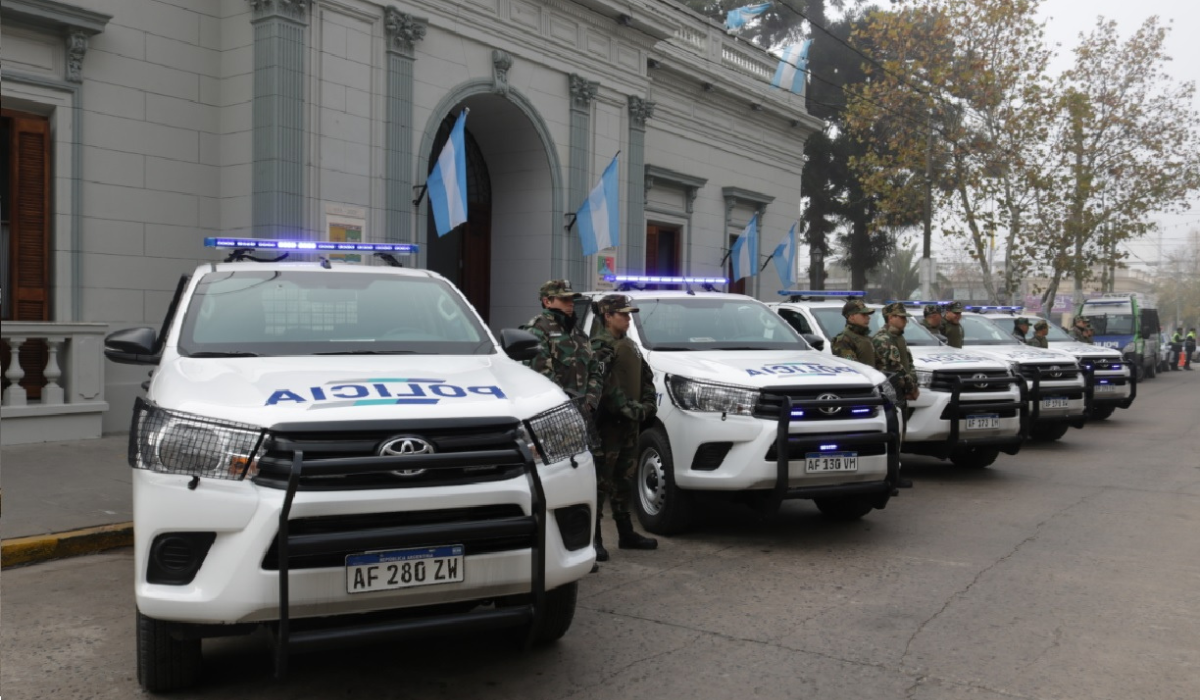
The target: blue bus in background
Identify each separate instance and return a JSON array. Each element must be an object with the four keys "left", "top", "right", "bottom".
[{"left": 1078, "top": 293, "right": 1162, "bottom": 380}]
